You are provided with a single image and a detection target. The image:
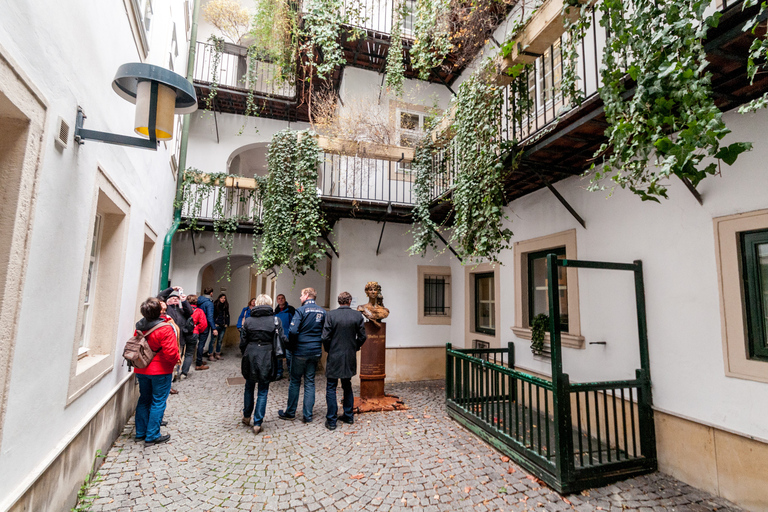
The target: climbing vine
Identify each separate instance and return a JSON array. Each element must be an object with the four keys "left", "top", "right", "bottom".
[
  {"left": 176, "top": 169, "right": 259, "bottom": 280},
  {"left": 530, "top": 313, "right": 548, "bottom": 356},
  {"left": 582, "top": 0, "right": 751, "bottom": 201},
  {"left": 205, "top": 35, "right": 225, "bottom": 112},
  {"left": 411, "top": 0, "right": 453, "bottom": 80},
  {"left": 385, "top": 0, "right": 406, "bottom": 97},
  {"left": 409, "top": 137, "right": 442, "bottom": 256},
  {"left": 302, "top": 0, "right": 366, "bottom": 80},
  {"left": 256, "top": 129, "right": 328, "bottom": 276},
  {"left": 739, "top": 0, "right": 768, "bottom": 113}
]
